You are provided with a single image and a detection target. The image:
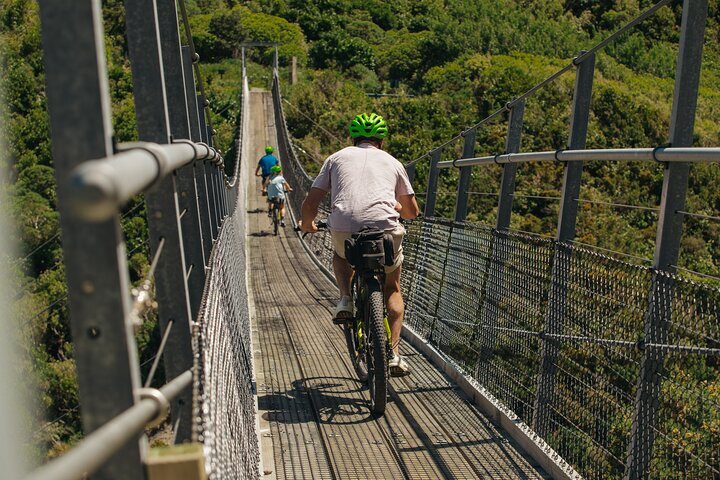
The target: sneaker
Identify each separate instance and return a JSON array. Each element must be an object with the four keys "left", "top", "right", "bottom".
[
  {"left": 333, "top": 296, "right": 353, "bottom": 324},
  {"left": 389, "top": 355, "right": 411, "bottom": 377},
  {"left": 280, "top": 220, "right": 286, "bottom": 227}
]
